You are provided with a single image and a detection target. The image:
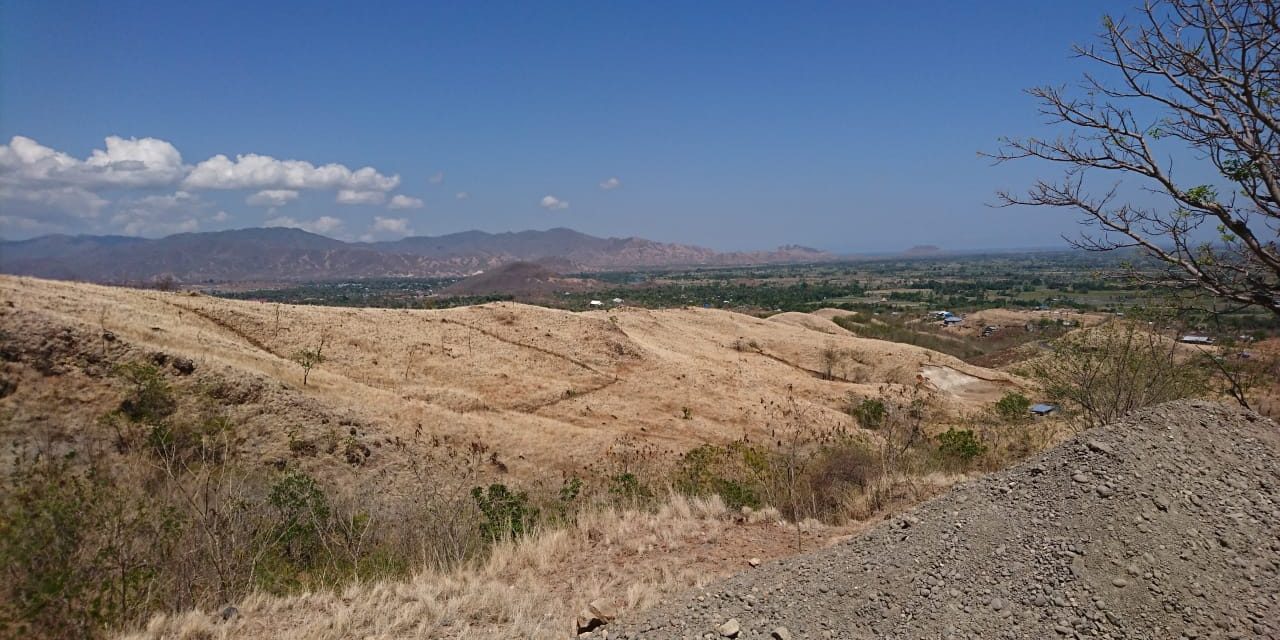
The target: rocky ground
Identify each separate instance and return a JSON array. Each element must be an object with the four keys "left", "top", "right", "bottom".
[{"left": 597, "top": 401, "right": 1279, "bottom": 639}]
